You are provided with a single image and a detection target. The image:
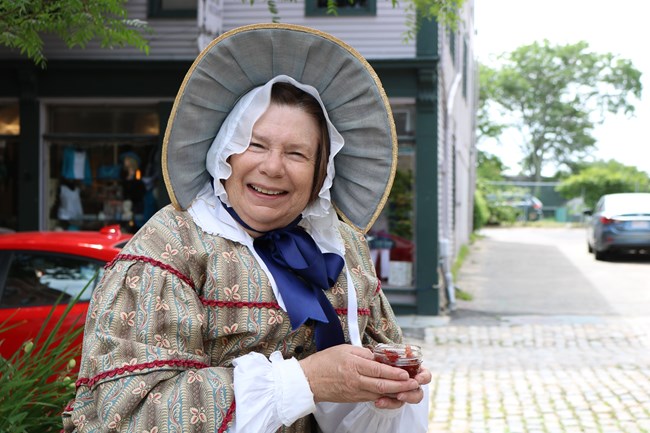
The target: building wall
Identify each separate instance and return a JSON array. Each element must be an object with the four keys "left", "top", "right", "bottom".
[
  {"left": 221, "top": 0, "right": 416, "bottom": 59},
  {"left": 0, "top": 0, "right": 414, "bottom": 62},
  {"left": 437, "top": 0, "right": 477, "bottom": 284},
  {"left": 0, "top": 0, "right": 478, "bottom": 315}
]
